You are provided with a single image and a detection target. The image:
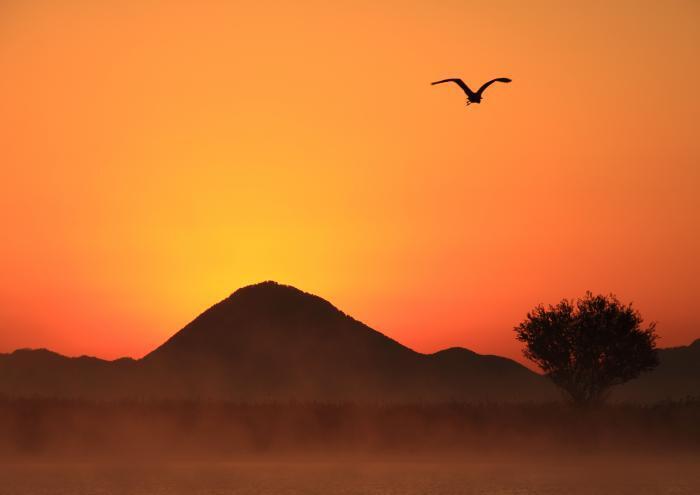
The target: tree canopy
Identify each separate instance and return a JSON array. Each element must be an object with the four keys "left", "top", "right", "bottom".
[{"left": 515, "top": 292, "right": 658, "bottom": 406}]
